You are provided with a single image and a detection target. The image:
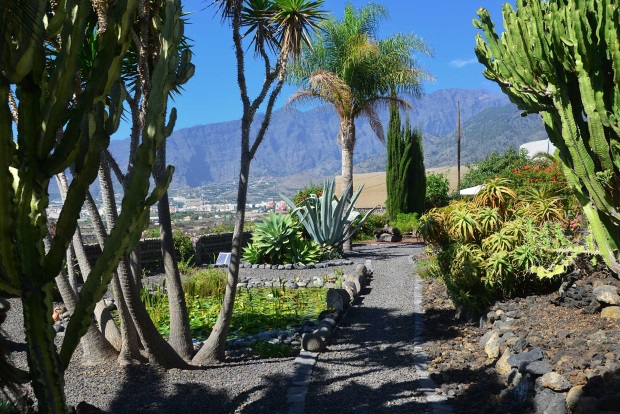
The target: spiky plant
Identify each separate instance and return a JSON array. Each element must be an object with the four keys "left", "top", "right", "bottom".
[{"left": 474, "top": 0, "right": 620, "bottom": 272}]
